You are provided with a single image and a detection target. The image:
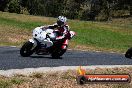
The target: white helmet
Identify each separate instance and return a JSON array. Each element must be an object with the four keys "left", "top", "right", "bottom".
[{"left": 57, "top": 16, "right": 67, "bottom": 27}]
